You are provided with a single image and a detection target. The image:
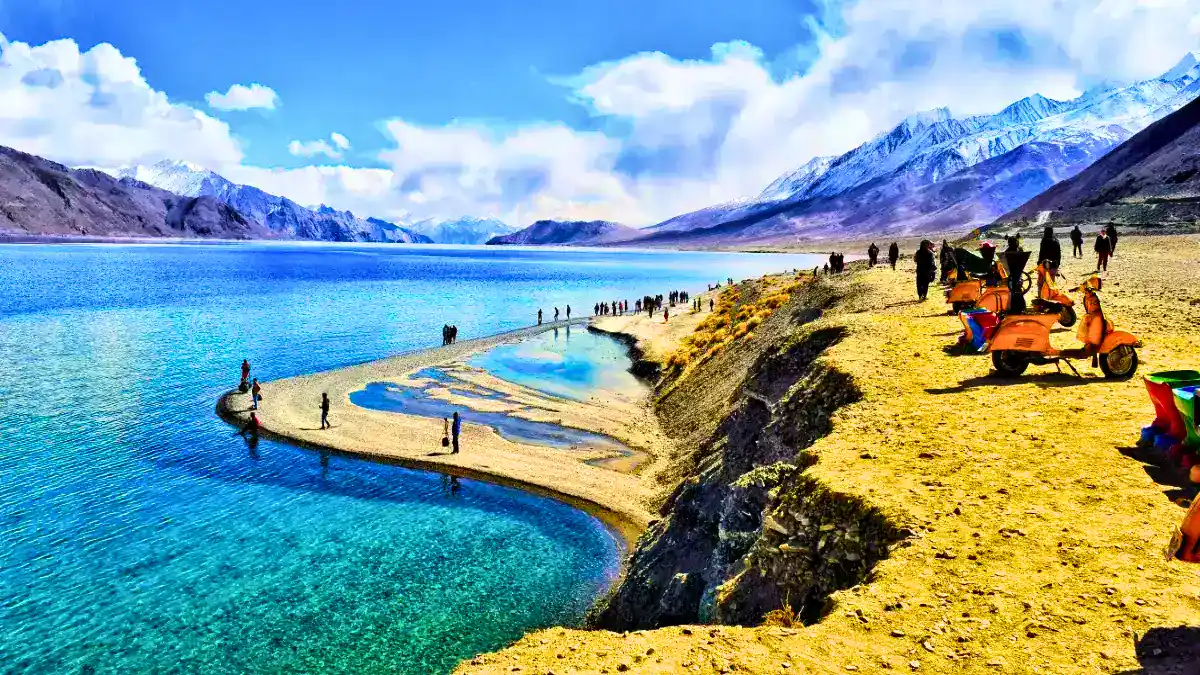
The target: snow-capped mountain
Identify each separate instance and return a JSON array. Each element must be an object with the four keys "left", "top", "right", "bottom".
[
  {"left": 636, "top": 51, "right": 1200, "bottom": 245},
  {"left": 405, "top": 216, "right": 517, "bottom": 245},
  {"left": 116, "top": 161, "right": 432, "bottom": 244}
]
